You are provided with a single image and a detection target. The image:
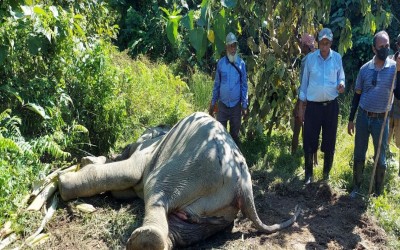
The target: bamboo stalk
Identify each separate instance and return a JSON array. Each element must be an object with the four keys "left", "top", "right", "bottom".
[
  {"left": 0, "top": 233, "right": 17, "bottom": 250},
  {"left": 27, "top": 181, "right": 58, "bottom": 211},
  {"left": 25, "top": 194, "right": 58, "bottom": 246},
  {"left": 31, "top": 165, "right": 78, "bottom": 197},
  {"left": 0, "top": 221, "right": 12, "bottom": 239},
  {"left": 26, "top": 233, "right": 50, "bottom": 246}
]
